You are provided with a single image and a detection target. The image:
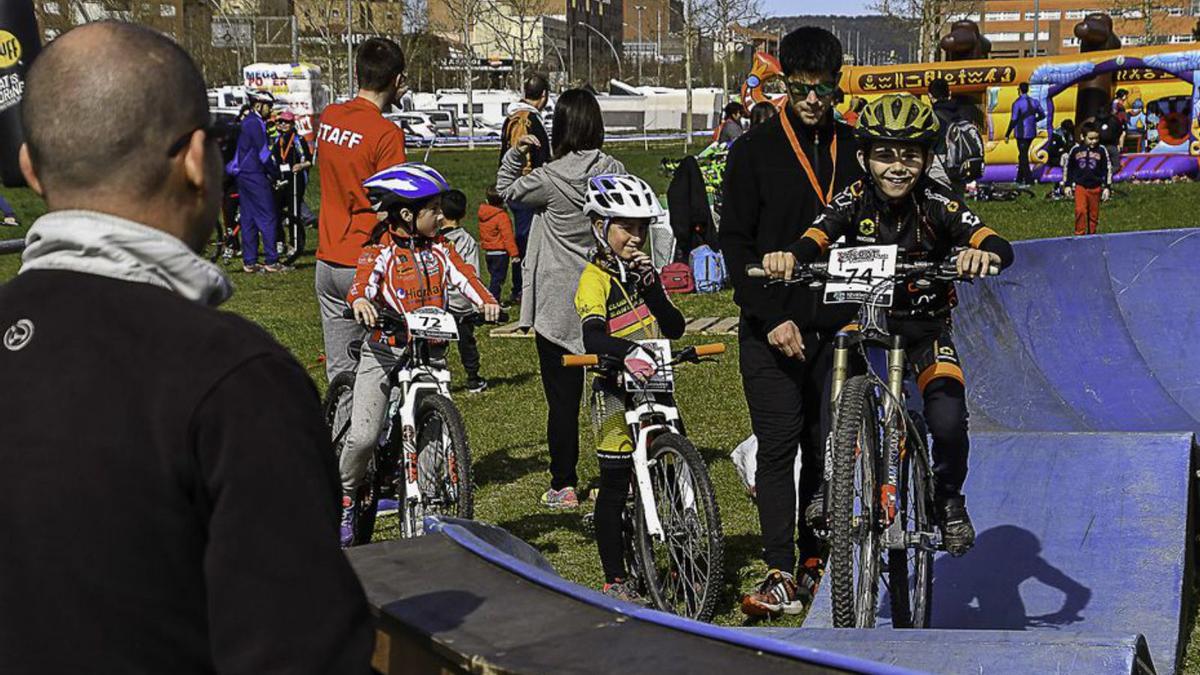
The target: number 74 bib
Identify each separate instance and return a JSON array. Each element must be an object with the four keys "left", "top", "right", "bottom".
[{"left": 823, "top": 244, "right": 898, "bottom": 307}]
